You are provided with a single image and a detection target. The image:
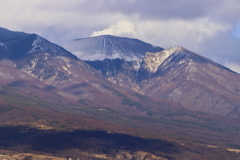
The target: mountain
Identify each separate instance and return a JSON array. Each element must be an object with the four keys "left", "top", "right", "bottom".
[
  {"left": 84, "top": 46, "right": 240, "bottom": 117},
  {"left": 63, "top": 35, "right": 163, "bottom": 61},
  {"left": 139, "top": 47, "right": 240, "bottom": 117},
  {"left": 0, "top": 29, "right": 127, "bottom": 110},
  {"left": 1, "top": 28, "right": 240, "bottom": 159},
  {"left": 0, "top": 27, "right": 181, "bottom": 117},
  {"left": 0, "top": 27, "right": 77, "bottom": 60}
]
